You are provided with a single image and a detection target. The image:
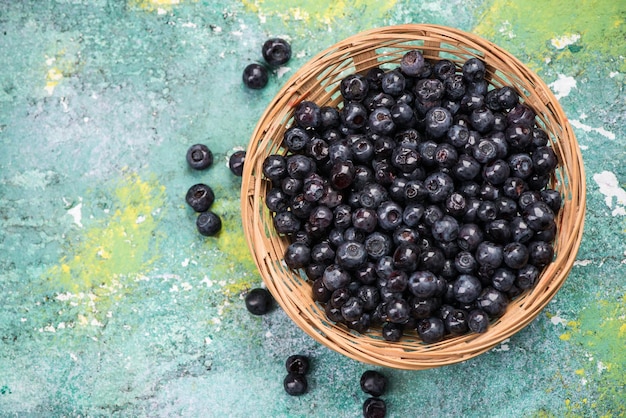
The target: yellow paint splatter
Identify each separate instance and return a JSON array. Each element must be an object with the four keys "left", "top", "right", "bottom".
[
  {"left": 45, "top": 173, "right": 165, "bottom": 325},
  {"left": 128, "top": 0, "right": 195, "bottom": 13},
  {"left": 242, "top": 0, "right": 397, "bottom": 29},
  {"left": 559, "top": 332, "right": 571, "bottom": 341}
]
